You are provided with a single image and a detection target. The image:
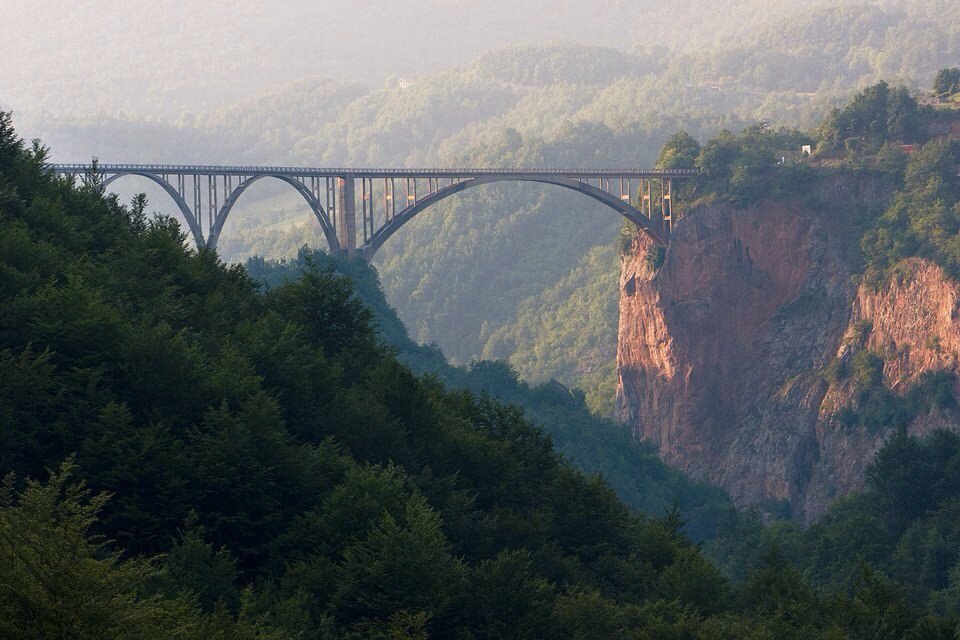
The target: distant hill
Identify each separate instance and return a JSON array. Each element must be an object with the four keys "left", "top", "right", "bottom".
[
  {"left": 15, "top": 1, "right": 960, "bottom": 415},
  {"left": 2, "top": 0, "right": 851, "bottom": 118}
]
